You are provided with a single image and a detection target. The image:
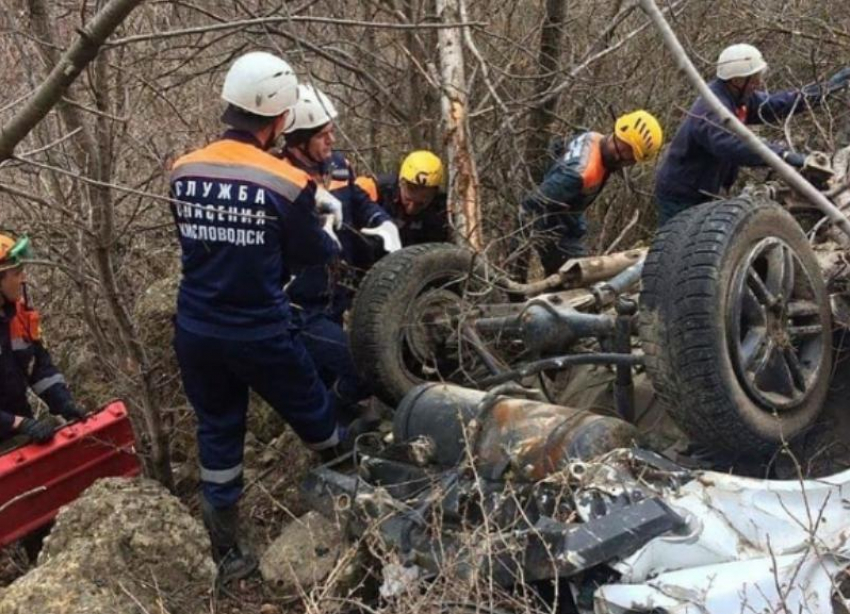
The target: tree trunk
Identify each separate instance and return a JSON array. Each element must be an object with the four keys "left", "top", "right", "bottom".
[
  {"left": 637, "top": 0, "right": 850, "bottom": 239},
  {"left": 435, "top": 0, "right": 483, "bottom": 250},
  {"left": 0, "top": 0, "right": 145, "bottom": 162},
  {"left": 90, "top": 52, "right": 174, "bottom": 490},
  {"left": 24, "top": 0, "right": 174, "bottom": 490},
  {"left": 363, "top": 3, "right": 382, "bottom": 171},
  {"left": 524, "top": 0, "right": 568, "bottom": 182}
]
